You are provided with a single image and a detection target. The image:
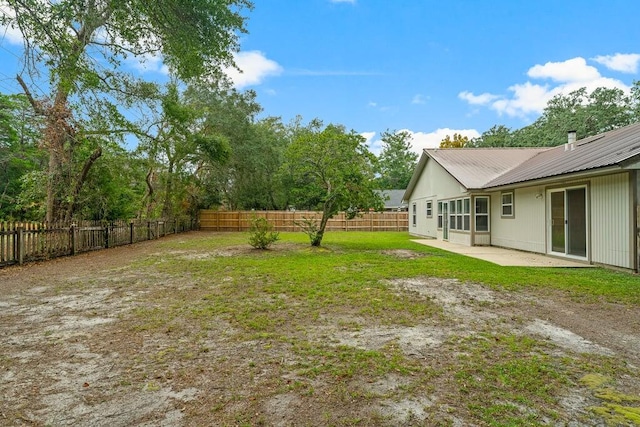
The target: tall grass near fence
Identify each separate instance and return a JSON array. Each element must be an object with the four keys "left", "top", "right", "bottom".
[{"left": 0, "top": 218, "right": 196, "bottom": 267}]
